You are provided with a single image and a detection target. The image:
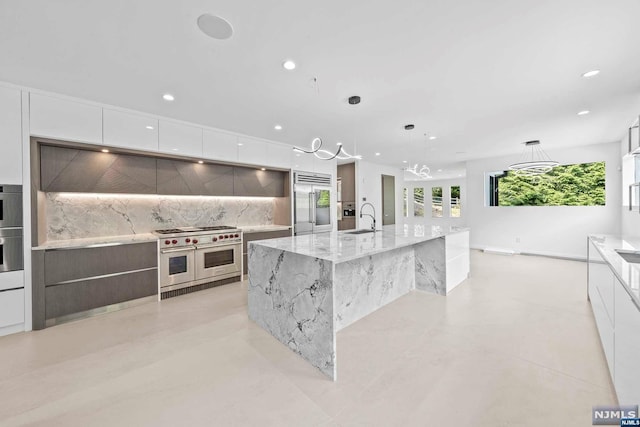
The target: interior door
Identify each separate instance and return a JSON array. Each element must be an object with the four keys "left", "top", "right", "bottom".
[{"left": 382, "top": 174, "right": 396, "bottom": 226}]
